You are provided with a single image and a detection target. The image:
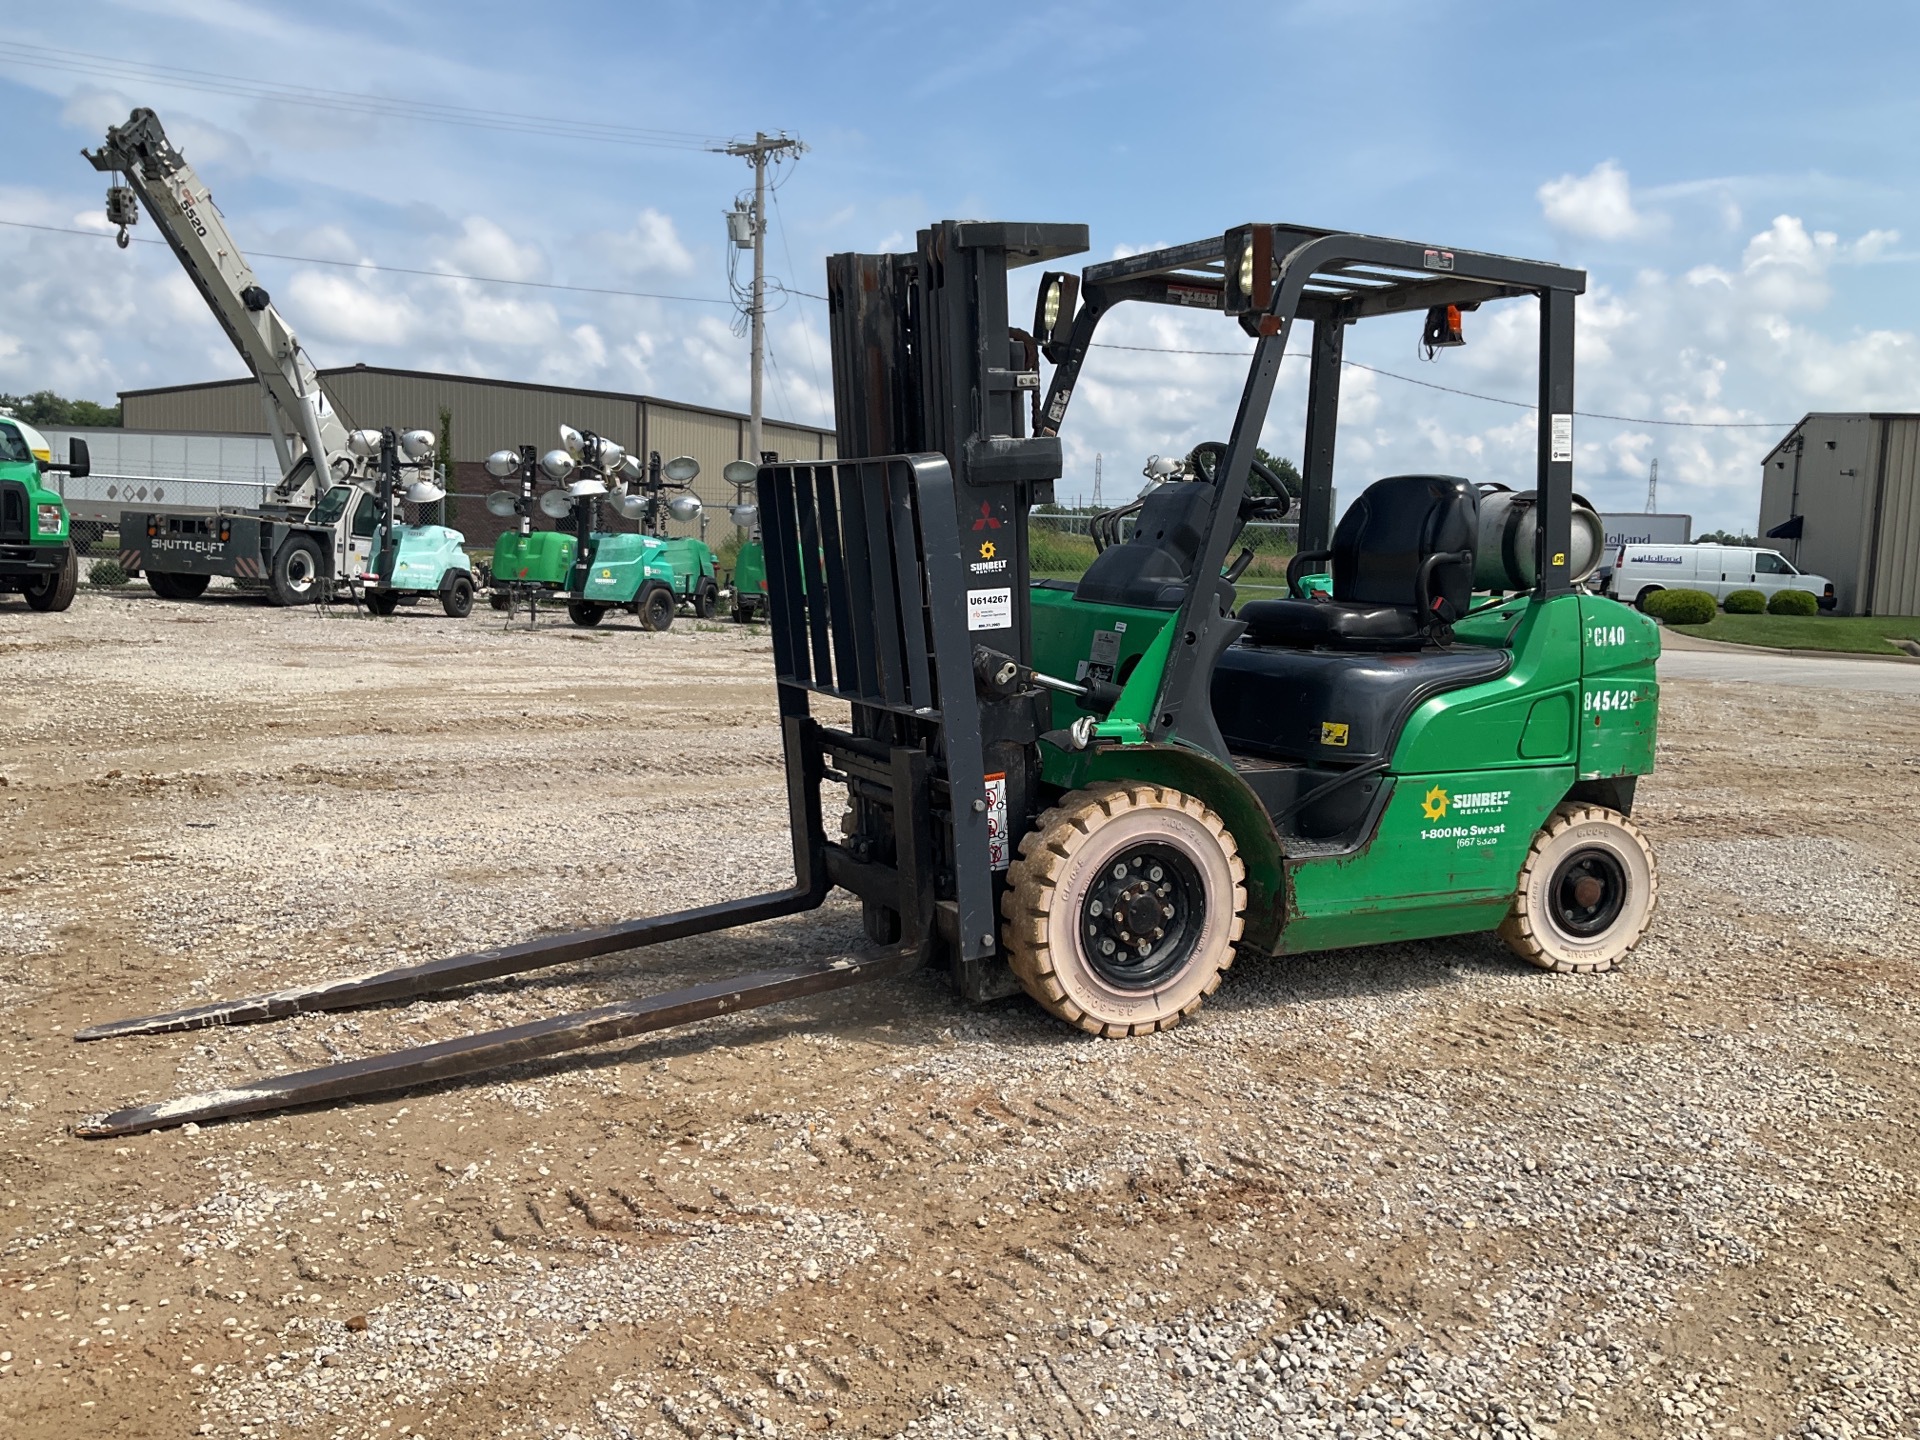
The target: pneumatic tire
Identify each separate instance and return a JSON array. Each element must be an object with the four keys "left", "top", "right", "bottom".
[
  {"left": 441, "top": 574, "right": 474, "bottom": 618},
  {"left": 1633, "top": 586, "right": 1663, "bottom": 612},
  {"left": 1500, "top": 802, "right": 1657, "bottom": 974},
  {"left": 365, "top": 590, "right": 401, "bottom": 617},
  {"left": 694, "top": 578, "right": 719, "bottom": 620},
  {"left": 23, "top": 550, "right": 78, "bottom": 612},
  {"left": 567, "top": 600, "right": 605, "bottom": 627},
  {"left": 637, "top": 584, "right": 674, "bottom": 631},
  {"left": 270, "top": 538, "right": 324, "bottom": 606},
  {"left": 1002, "top": 782, "right": 1246, "bottom": 1037}
]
